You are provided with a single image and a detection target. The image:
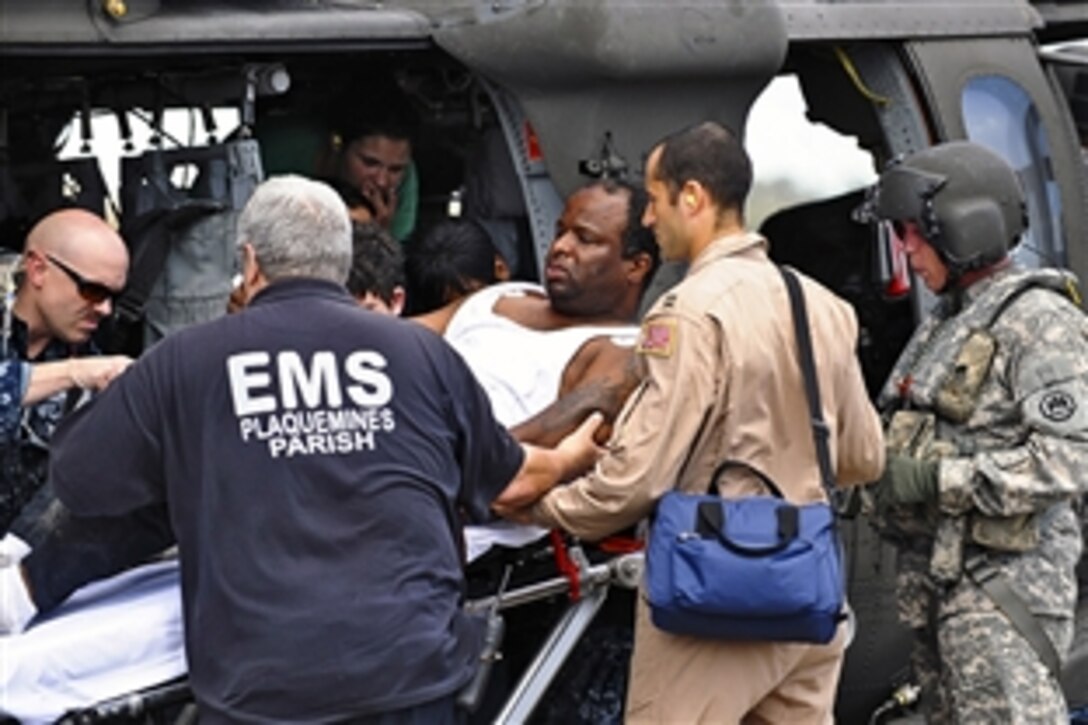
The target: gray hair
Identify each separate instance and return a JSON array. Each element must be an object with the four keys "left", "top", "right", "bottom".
[{"left": 236, "top": 175, "right": 352, "bottom": 284}]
